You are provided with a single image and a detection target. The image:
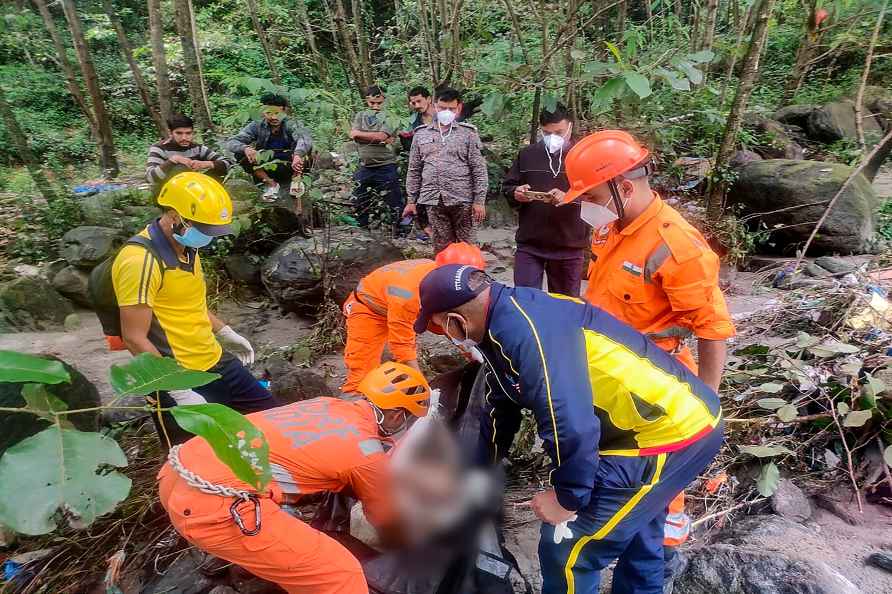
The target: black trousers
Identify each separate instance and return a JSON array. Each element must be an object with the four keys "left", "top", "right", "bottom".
[{"left": 353, "top": 163, "right": 404, "bottom": 231}]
